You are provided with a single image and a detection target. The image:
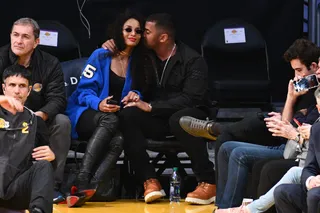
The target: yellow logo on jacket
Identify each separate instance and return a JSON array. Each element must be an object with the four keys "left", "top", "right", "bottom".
[
  {"left": 22, "top": 122, "right": 29, "bottom": 133},
  {"left": 0, "top": 118, "right": 9, "bottom": 128},
  {"left": 33, "top": 83, "right": 42, "bottom": 92}
]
